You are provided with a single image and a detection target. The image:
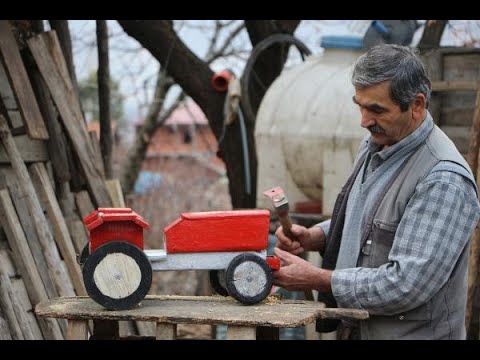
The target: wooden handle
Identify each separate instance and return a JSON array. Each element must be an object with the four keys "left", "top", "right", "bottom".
[
  {"left": 279, "top": 215, "right": 295, "bottom": 240},
  {"left": 278, "top": 214, "right": 299, "bottom": 246}
]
